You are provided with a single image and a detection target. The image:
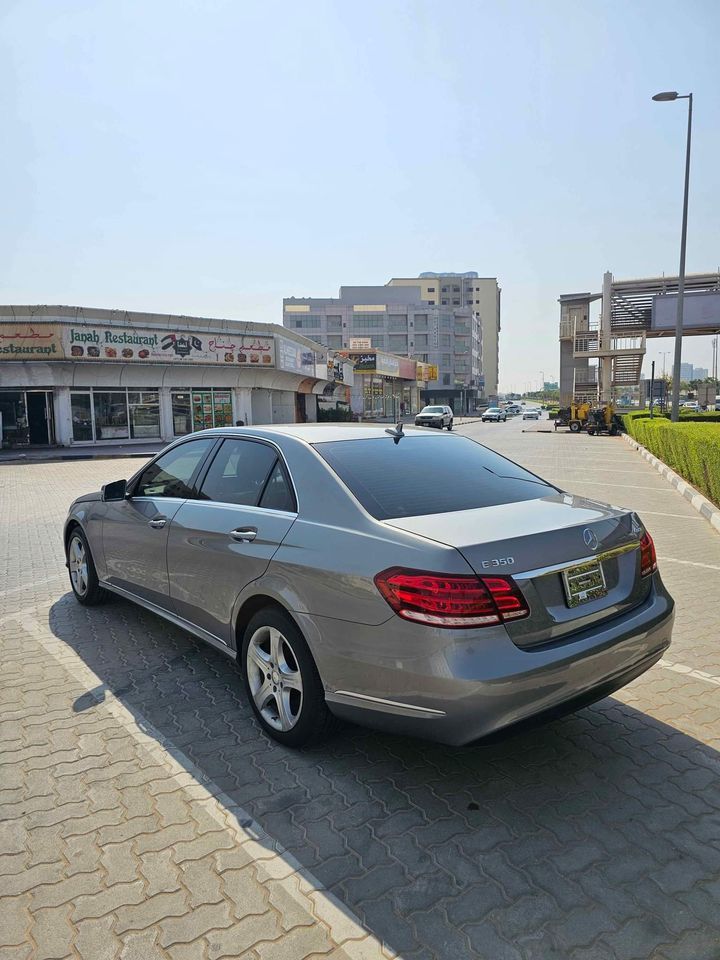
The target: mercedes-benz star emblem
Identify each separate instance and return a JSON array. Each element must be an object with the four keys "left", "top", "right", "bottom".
[{"left": 583, "top": 528, "right": 599, "bottom": 551}]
